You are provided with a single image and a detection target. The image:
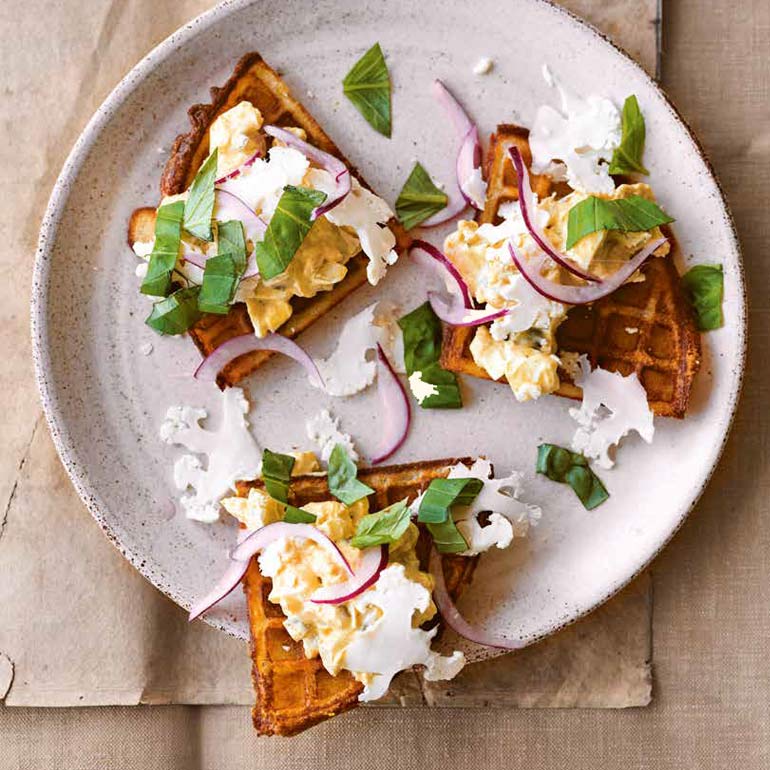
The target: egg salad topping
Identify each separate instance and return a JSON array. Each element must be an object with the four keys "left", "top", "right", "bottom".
[
  {"left": 444, "top": 182, "right": 670, "bottom": 402},
  {"left": 222, "top": 487, "right": 464, "bottom": 700}
]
